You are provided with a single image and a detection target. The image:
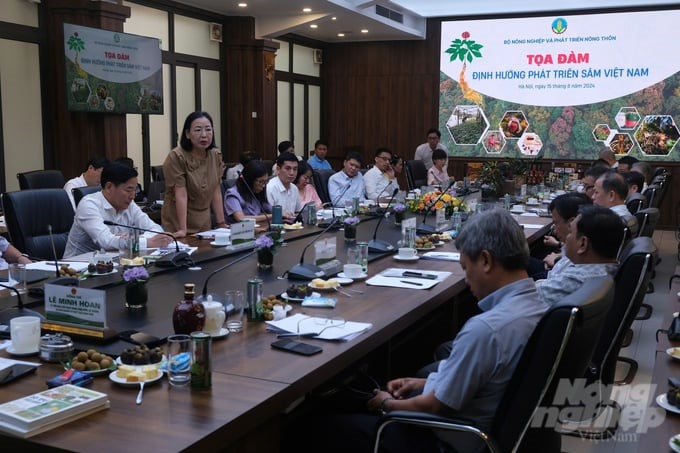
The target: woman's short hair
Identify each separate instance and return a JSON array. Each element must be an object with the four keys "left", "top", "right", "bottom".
[
  {"left": 455, "top": 209, "right": 529, "bottom": 270},
  {"left": 432, "top": 149, "right": 447, "bottom": 161},
  {"left": 294, "top": 161, "right": 312, "bottom": 185},
  {"left": 179, "top": 111, "right": 216, "bottom": 151}
]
